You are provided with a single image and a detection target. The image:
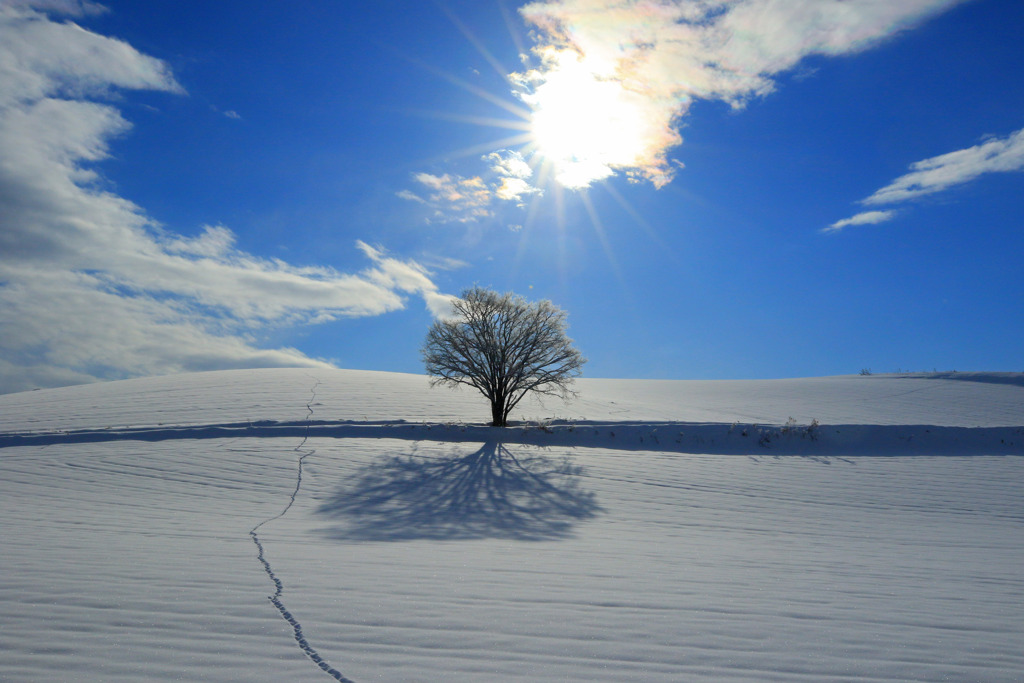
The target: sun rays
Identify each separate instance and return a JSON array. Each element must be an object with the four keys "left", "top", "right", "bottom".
[
  {"left": 514, "top": 48, "right": 669, "bottom": 190},
  {"left": 393, "top": 8, "right": 666, "bottom": 288}
]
